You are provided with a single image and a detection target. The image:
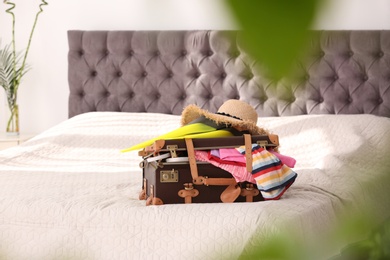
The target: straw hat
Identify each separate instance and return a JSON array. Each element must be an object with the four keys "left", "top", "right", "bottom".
[{"left": 180, "top": 99, "right": 270, "bottom": 135}]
